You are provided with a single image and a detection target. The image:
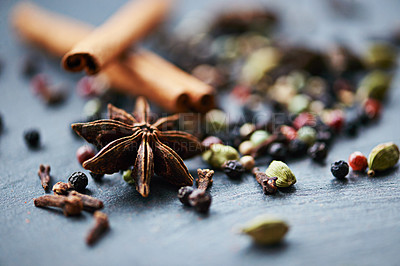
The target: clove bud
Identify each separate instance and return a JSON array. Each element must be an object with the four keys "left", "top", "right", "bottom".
[
  {"left": 69, "top": 191, "right": 104, "bottom": 212},
  {"left": 196, "top": 168, "right": 214, "bottom": 191},
  {"left": 37, "top": 164, "right": 51, "bottom": 191},
  {"left": 252, "top": 167, "right": 278, "bottom": 194},
  {"left": 86, "top": 211, "right": 110, "bottom": 246},
  {"left": 34, "top": 195, "right": 83, "bottom": 216}
]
